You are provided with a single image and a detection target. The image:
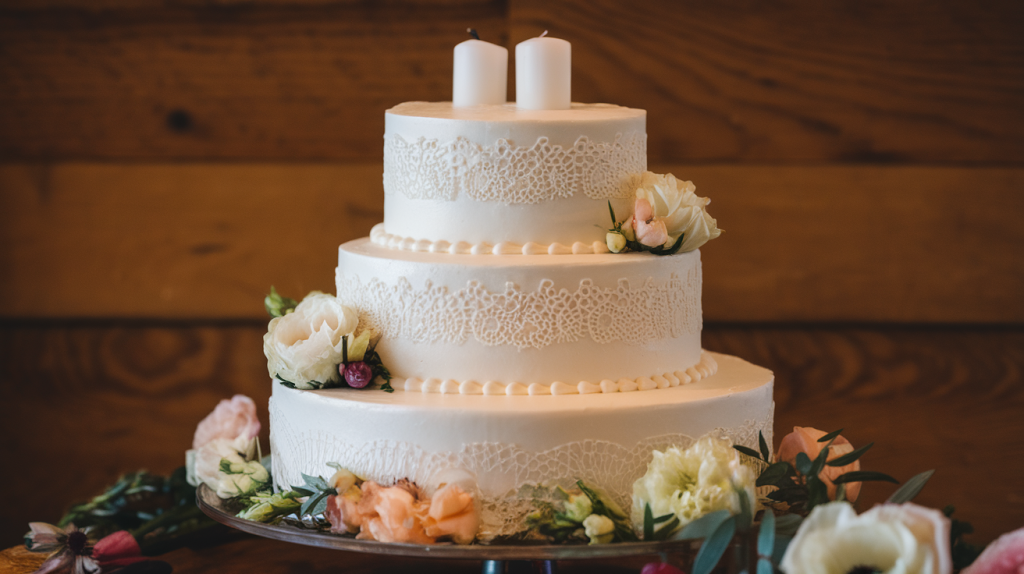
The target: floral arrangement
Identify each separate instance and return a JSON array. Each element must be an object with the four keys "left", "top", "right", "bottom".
[
  {"left": 605, "top": 172, "right": 721, "bottom": 255},
  {"left": 263, "top": 287, "right": 393, "bottom": 392},
  {"left": 23, "top": 395, "right": 1024, "bottom": 574}
]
